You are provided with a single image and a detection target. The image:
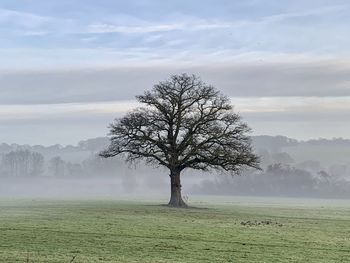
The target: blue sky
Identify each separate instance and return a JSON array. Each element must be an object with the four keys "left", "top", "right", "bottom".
[
  {"left": 1, "top": 0, "right": 350, "bottom": 145},
  {"left": 1, "top": 0, "right": 350, "bottom": 68}
]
